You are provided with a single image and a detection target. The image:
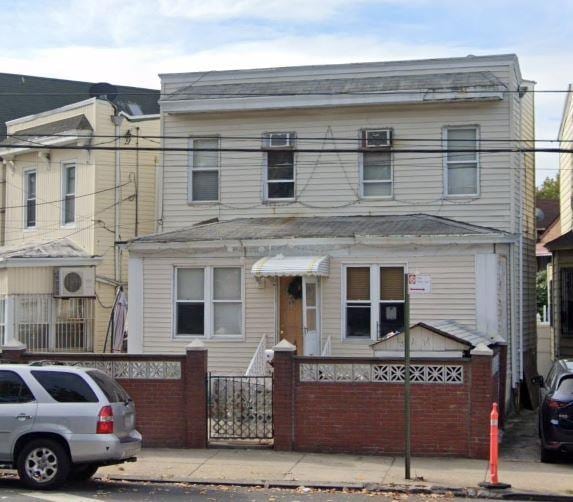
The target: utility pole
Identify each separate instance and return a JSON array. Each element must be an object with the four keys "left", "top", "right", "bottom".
[{"left": 404, "top": 272, "right": 411, "bottom": 480}]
